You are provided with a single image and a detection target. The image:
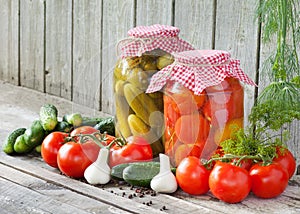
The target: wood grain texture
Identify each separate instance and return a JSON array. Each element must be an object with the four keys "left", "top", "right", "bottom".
[
  {"left": 174, "top": 0, "right": 215, "bottom": 49},
  {"left": 45, "top": 0, "right": 72, "bottom": 100},
  {"left": 214, "top": 0, "right": 259, "bottom": 120},
  {"left": 0, "top": 164, "right": 131, "bottom": 214},
  {"left": 0, "top": 0, "right": 19, "bottom": 85},
  {"left": 101, "top": 0, "right": 135, "bottom": 114},
  {"left": 73, "top": 0, "right": 102, "bottom": 110},
  {"left": 20, "top": 0, "right": 45, "bottom": 92},
  {"left": 136, "top": 0, "right": 173, "bottom": 26},
  {"left": 0, "top": 155, "right": 165, "bottom": 214},
  {"left": 0, "top": 150, "right": 300, "bottom": 214}
]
